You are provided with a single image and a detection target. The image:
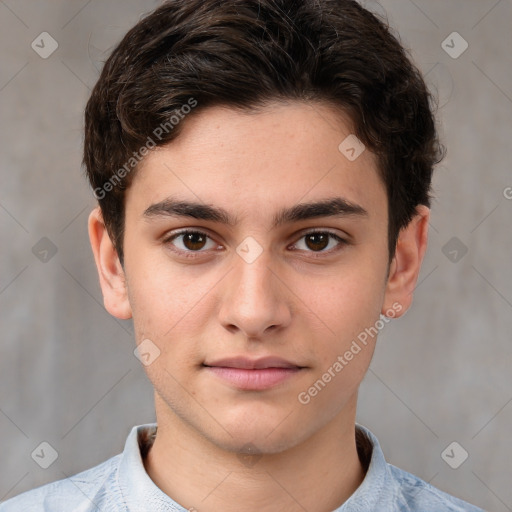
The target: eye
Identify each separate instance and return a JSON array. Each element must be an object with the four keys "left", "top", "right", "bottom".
[
  {"left": 164, "top": 230, "right": 219, "bottom": 253},
  {"left": 291, "top": 230, "right": 347, "bottom": 254},
  {"left": 163, "top": 229, "right": 348, "bottom": 258}
]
